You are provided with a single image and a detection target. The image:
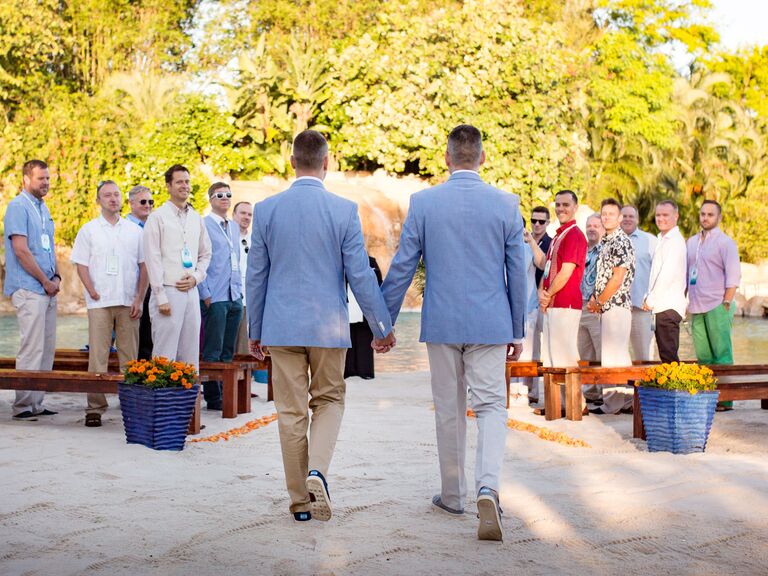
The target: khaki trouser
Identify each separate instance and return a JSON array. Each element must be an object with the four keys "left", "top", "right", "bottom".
[
  {"left": 601, "top": 306, "right": 634, "bottom": 414},
  {"left": 630, "top": 307, "right": 658, "bottom": 362},
  {"left": 86, "top": 306, "right": 139, "bottom": 415},
  {"left": 11, "top": 289, "right": 57, "bottom": 416},
  {"left": 270, "top": 346, "right": 347, "bottom": 514},
  {"left": 150, "top": 286, "right": 201, "bottom": 371},
  {"left": 578, "top": 302, "right": 602, "bottom": 402},
  {"left": 234, "top": 307, "right": 249, "bottom": 355},
  {"left": 542, "top": 307, "right": 585, "bottom": 411}
]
